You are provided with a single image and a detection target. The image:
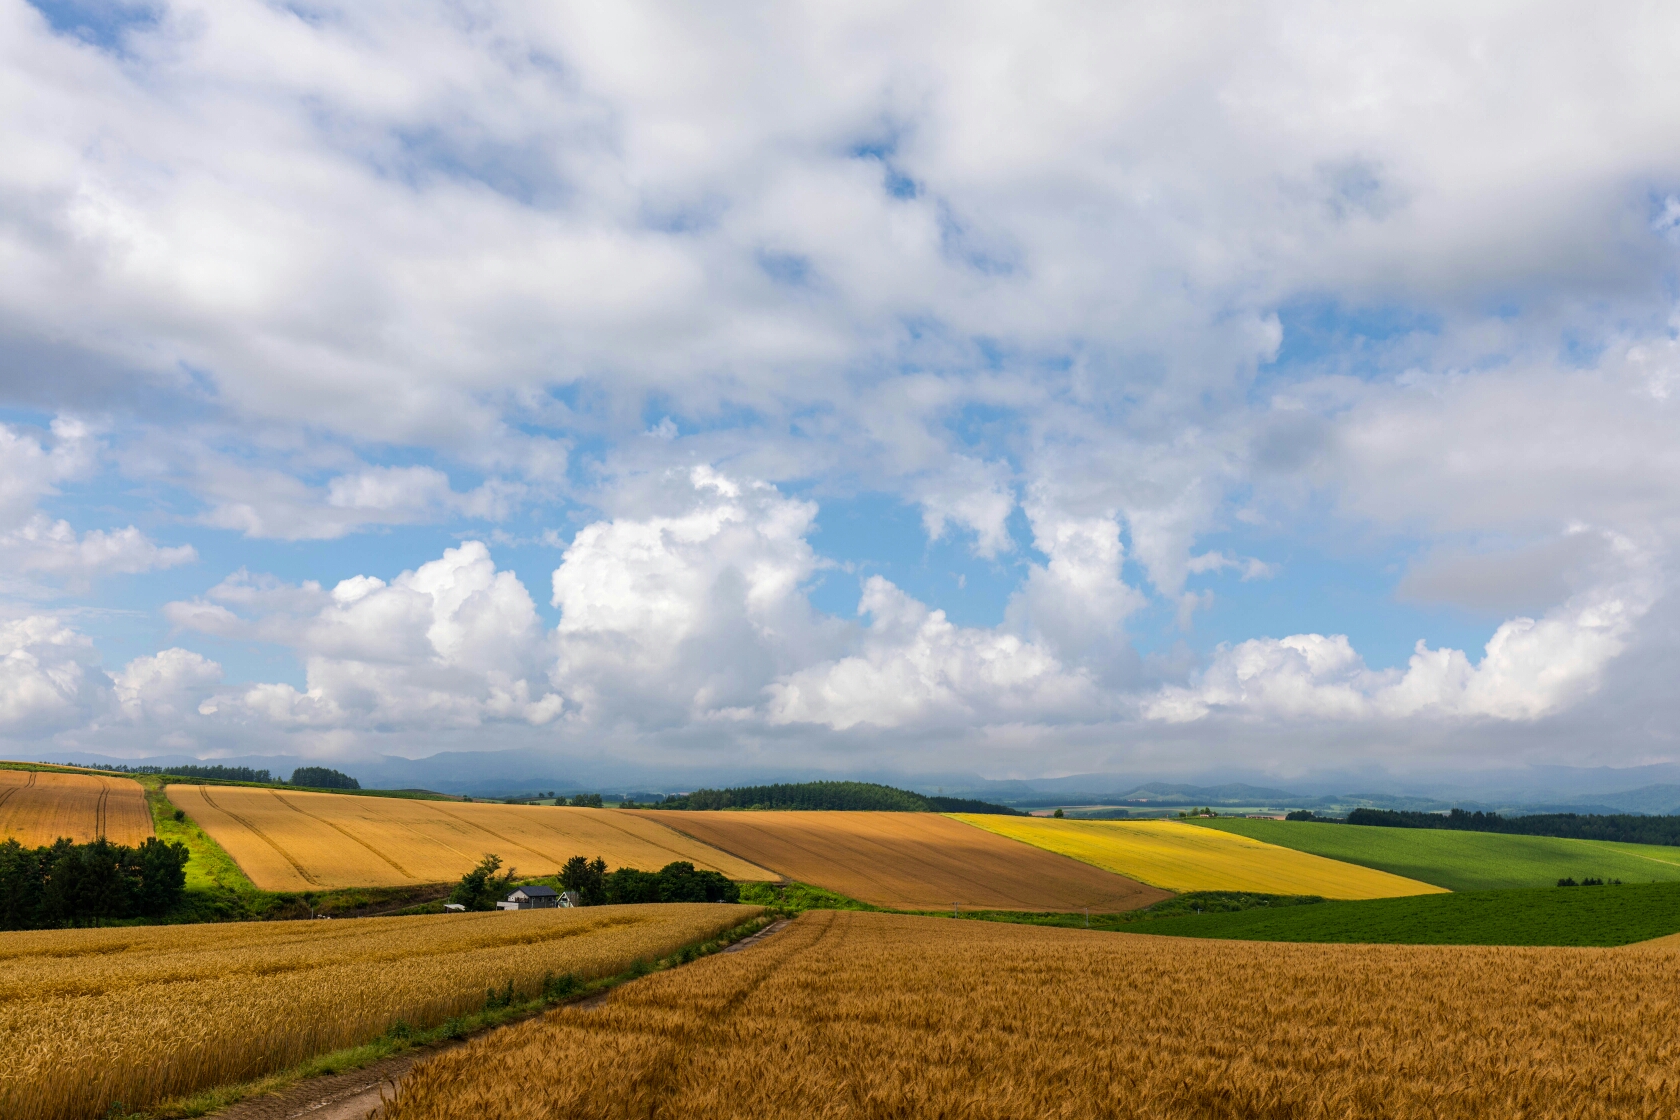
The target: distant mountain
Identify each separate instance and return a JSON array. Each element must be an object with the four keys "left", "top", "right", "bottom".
[
  {"left": 1114, "top": 782, "right": 1304, "bottom": 805},
  {"left": 1511, "top": 785, "right": 1680, "bottom": 816}
]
